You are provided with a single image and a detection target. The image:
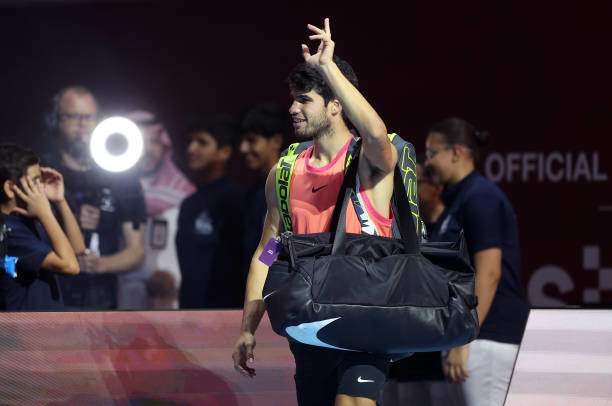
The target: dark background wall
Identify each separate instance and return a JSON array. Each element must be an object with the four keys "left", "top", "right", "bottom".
[{"left": 0, "top": 1, "right": 610, "bottom": 306}]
